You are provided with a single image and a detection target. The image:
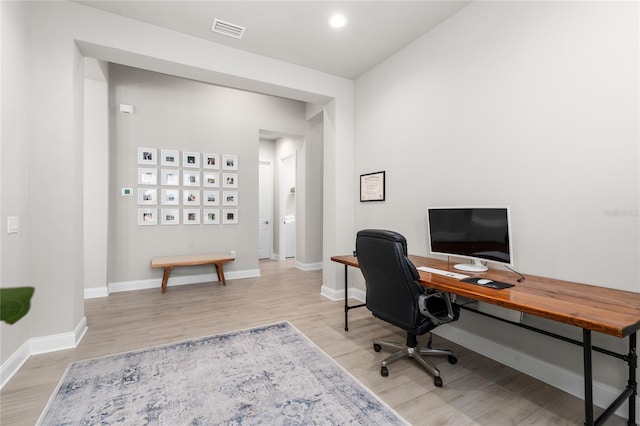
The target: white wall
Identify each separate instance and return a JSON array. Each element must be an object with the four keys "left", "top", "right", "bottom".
[
  {"left": 108, "top": 65, "right": 313, "bottom": 285},
  {"left": 354, "top": 0, "right": 638, "bottom": 411}
]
